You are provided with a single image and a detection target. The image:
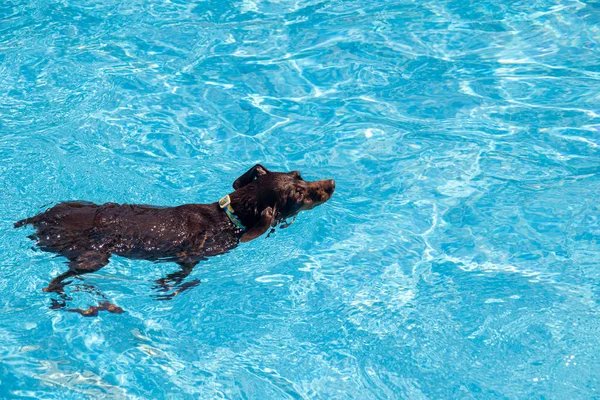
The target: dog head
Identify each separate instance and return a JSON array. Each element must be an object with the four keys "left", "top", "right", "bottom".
[{"left": 229, "top": 164, "right": 335, "bottom": 239}]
